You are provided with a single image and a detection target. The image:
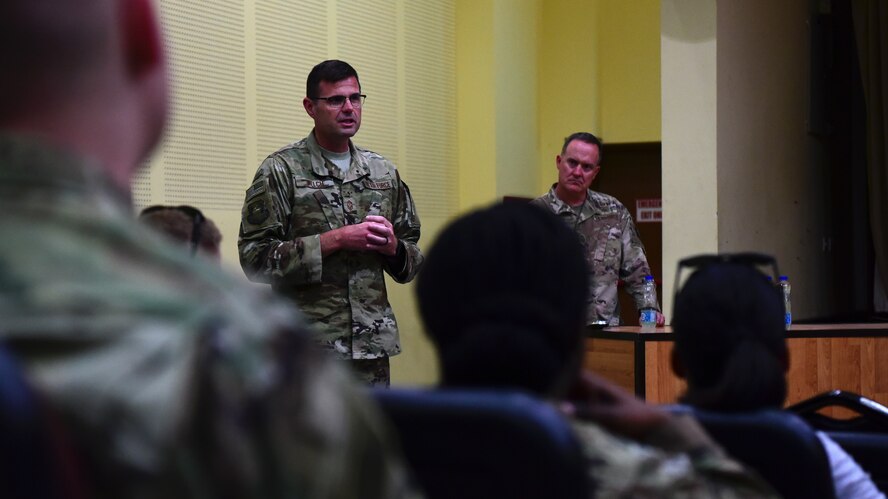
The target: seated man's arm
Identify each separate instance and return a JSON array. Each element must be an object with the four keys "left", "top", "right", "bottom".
[{"left": 565, "top": 371, "right": 779, "bottom": 498}]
